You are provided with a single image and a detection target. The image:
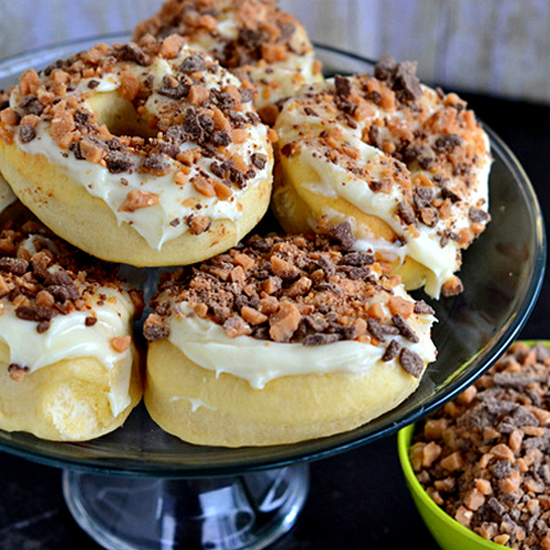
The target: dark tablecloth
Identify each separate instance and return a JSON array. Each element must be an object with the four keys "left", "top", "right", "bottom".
[{"left": 1, "top": 93, "right": 549, "bottom": 550}]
